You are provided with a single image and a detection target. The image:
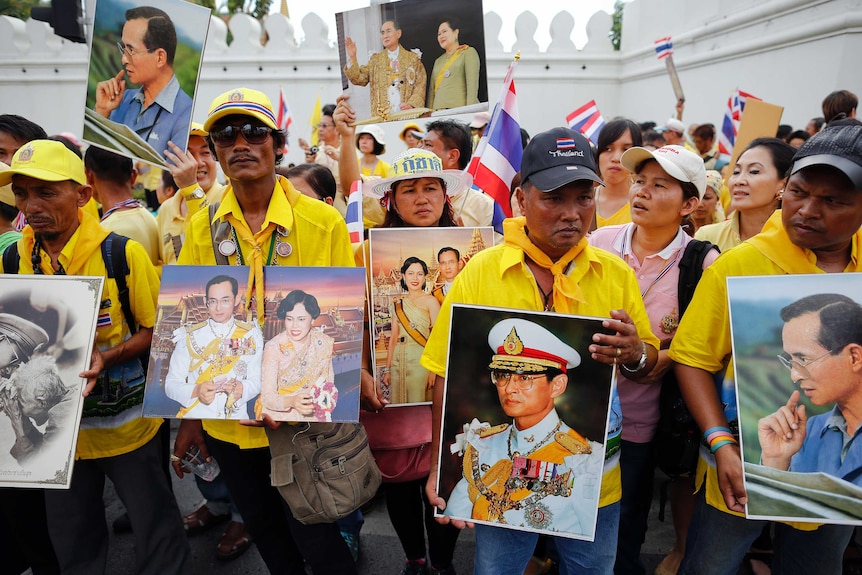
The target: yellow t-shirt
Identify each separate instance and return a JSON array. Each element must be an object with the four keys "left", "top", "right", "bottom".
[
  {"left": 101, "top": 206, "right": 160, "bottom": 267},
  {"left": 596, "top": 201, "right": 632, "bottom": 229},
  {"left": 178, "top": 176, "right": 355, "bottom": 449},
  {"left": 420, "top": 218, "right": 659, "bottom": 507},
  {"left": 669, "top": 210, "right": 862, "bottom": 526},
  {"left": 3, "top": 211, "right": 162, "bottom": 460},
  {"left": 694, "top": 210, "right": 742, "bottom": 253},
  {"left": 157, "top": 182, "right": 226, "bottom": 265},
  {"left": 358, "top": 158, "right": 393, "bottom": 178}
]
